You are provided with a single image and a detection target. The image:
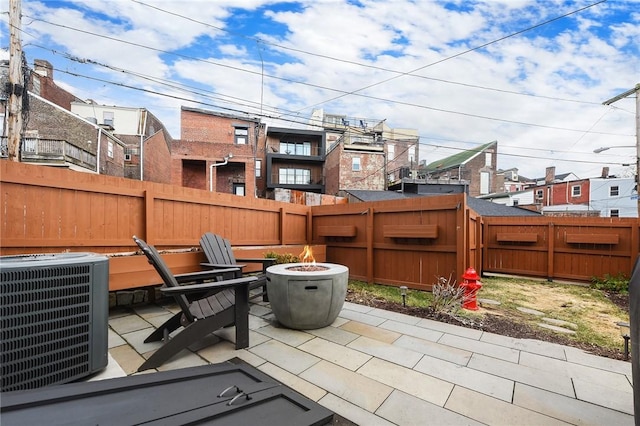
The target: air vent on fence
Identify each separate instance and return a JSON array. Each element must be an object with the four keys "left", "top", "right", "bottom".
[{"left": 0, "top": 253, "right": 109, "bottom": 392}]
